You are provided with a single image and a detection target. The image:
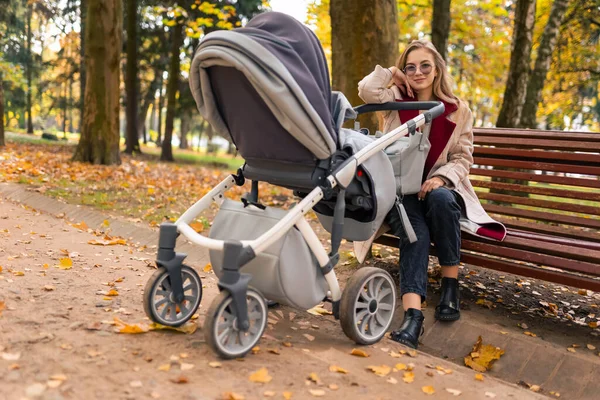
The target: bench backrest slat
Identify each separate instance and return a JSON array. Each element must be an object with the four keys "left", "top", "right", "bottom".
[
  {"left": 475, "top": 147, "right": 600, "bottom": 165},
  {"left": 470, "top": 179, "right": 600, "bottom": 202},
  {"left": 482, "top": 203, "right": 600, "bottom": 230},
  {"left": 470, "top": 168, "right": 600, "bottom": 189},
  {"left": 475, "top": 136, "right": 600, "bottom": 151},
  {"left": 474, "top": 156, "right": 600, "bottom": 175}
]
